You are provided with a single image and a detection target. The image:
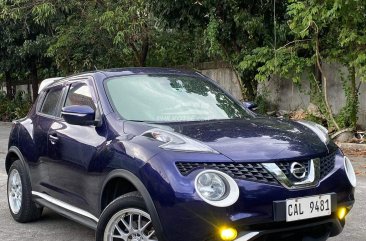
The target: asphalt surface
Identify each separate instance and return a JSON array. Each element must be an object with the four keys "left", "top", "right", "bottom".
[{"left": 0, "top": 122, "right": 365, "bottom": 241}]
